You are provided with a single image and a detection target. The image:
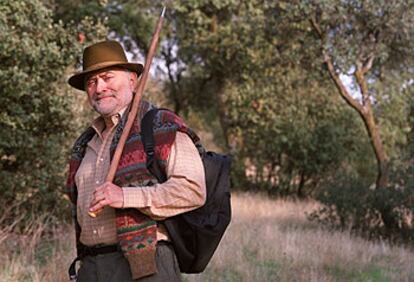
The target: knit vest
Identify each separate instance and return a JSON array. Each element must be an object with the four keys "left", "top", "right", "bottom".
[{"left": 65, "top": 101, "right": 200, "bottom": 279}]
